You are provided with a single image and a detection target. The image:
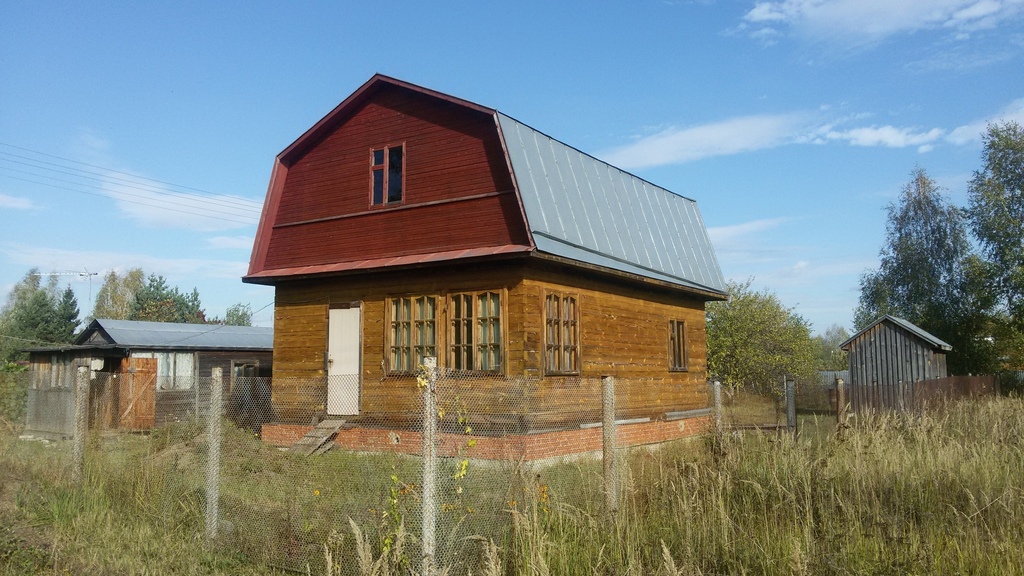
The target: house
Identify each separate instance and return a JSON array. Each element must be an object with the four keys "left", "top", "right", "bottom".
[
  {"left": 24, "top": 319, "right": 273, "bottom": 437},
  {"left": 839, "top": 315, "right": 951, "bottom": 412},
  {"left": 243, "top": 74, "right": 726, "bottom": 456}
]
